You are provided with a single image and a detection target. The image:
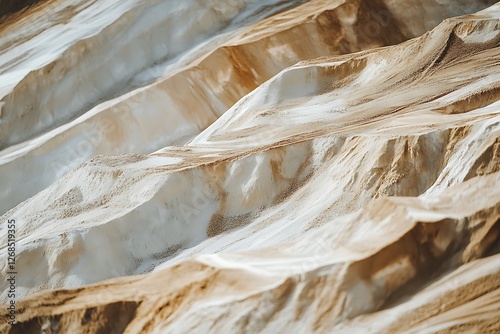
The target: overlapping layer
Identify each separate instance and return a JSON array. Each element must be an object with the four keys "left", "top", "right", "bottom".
[{"left": 0, "top": 1, "right": 499, "bottom": 333}]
